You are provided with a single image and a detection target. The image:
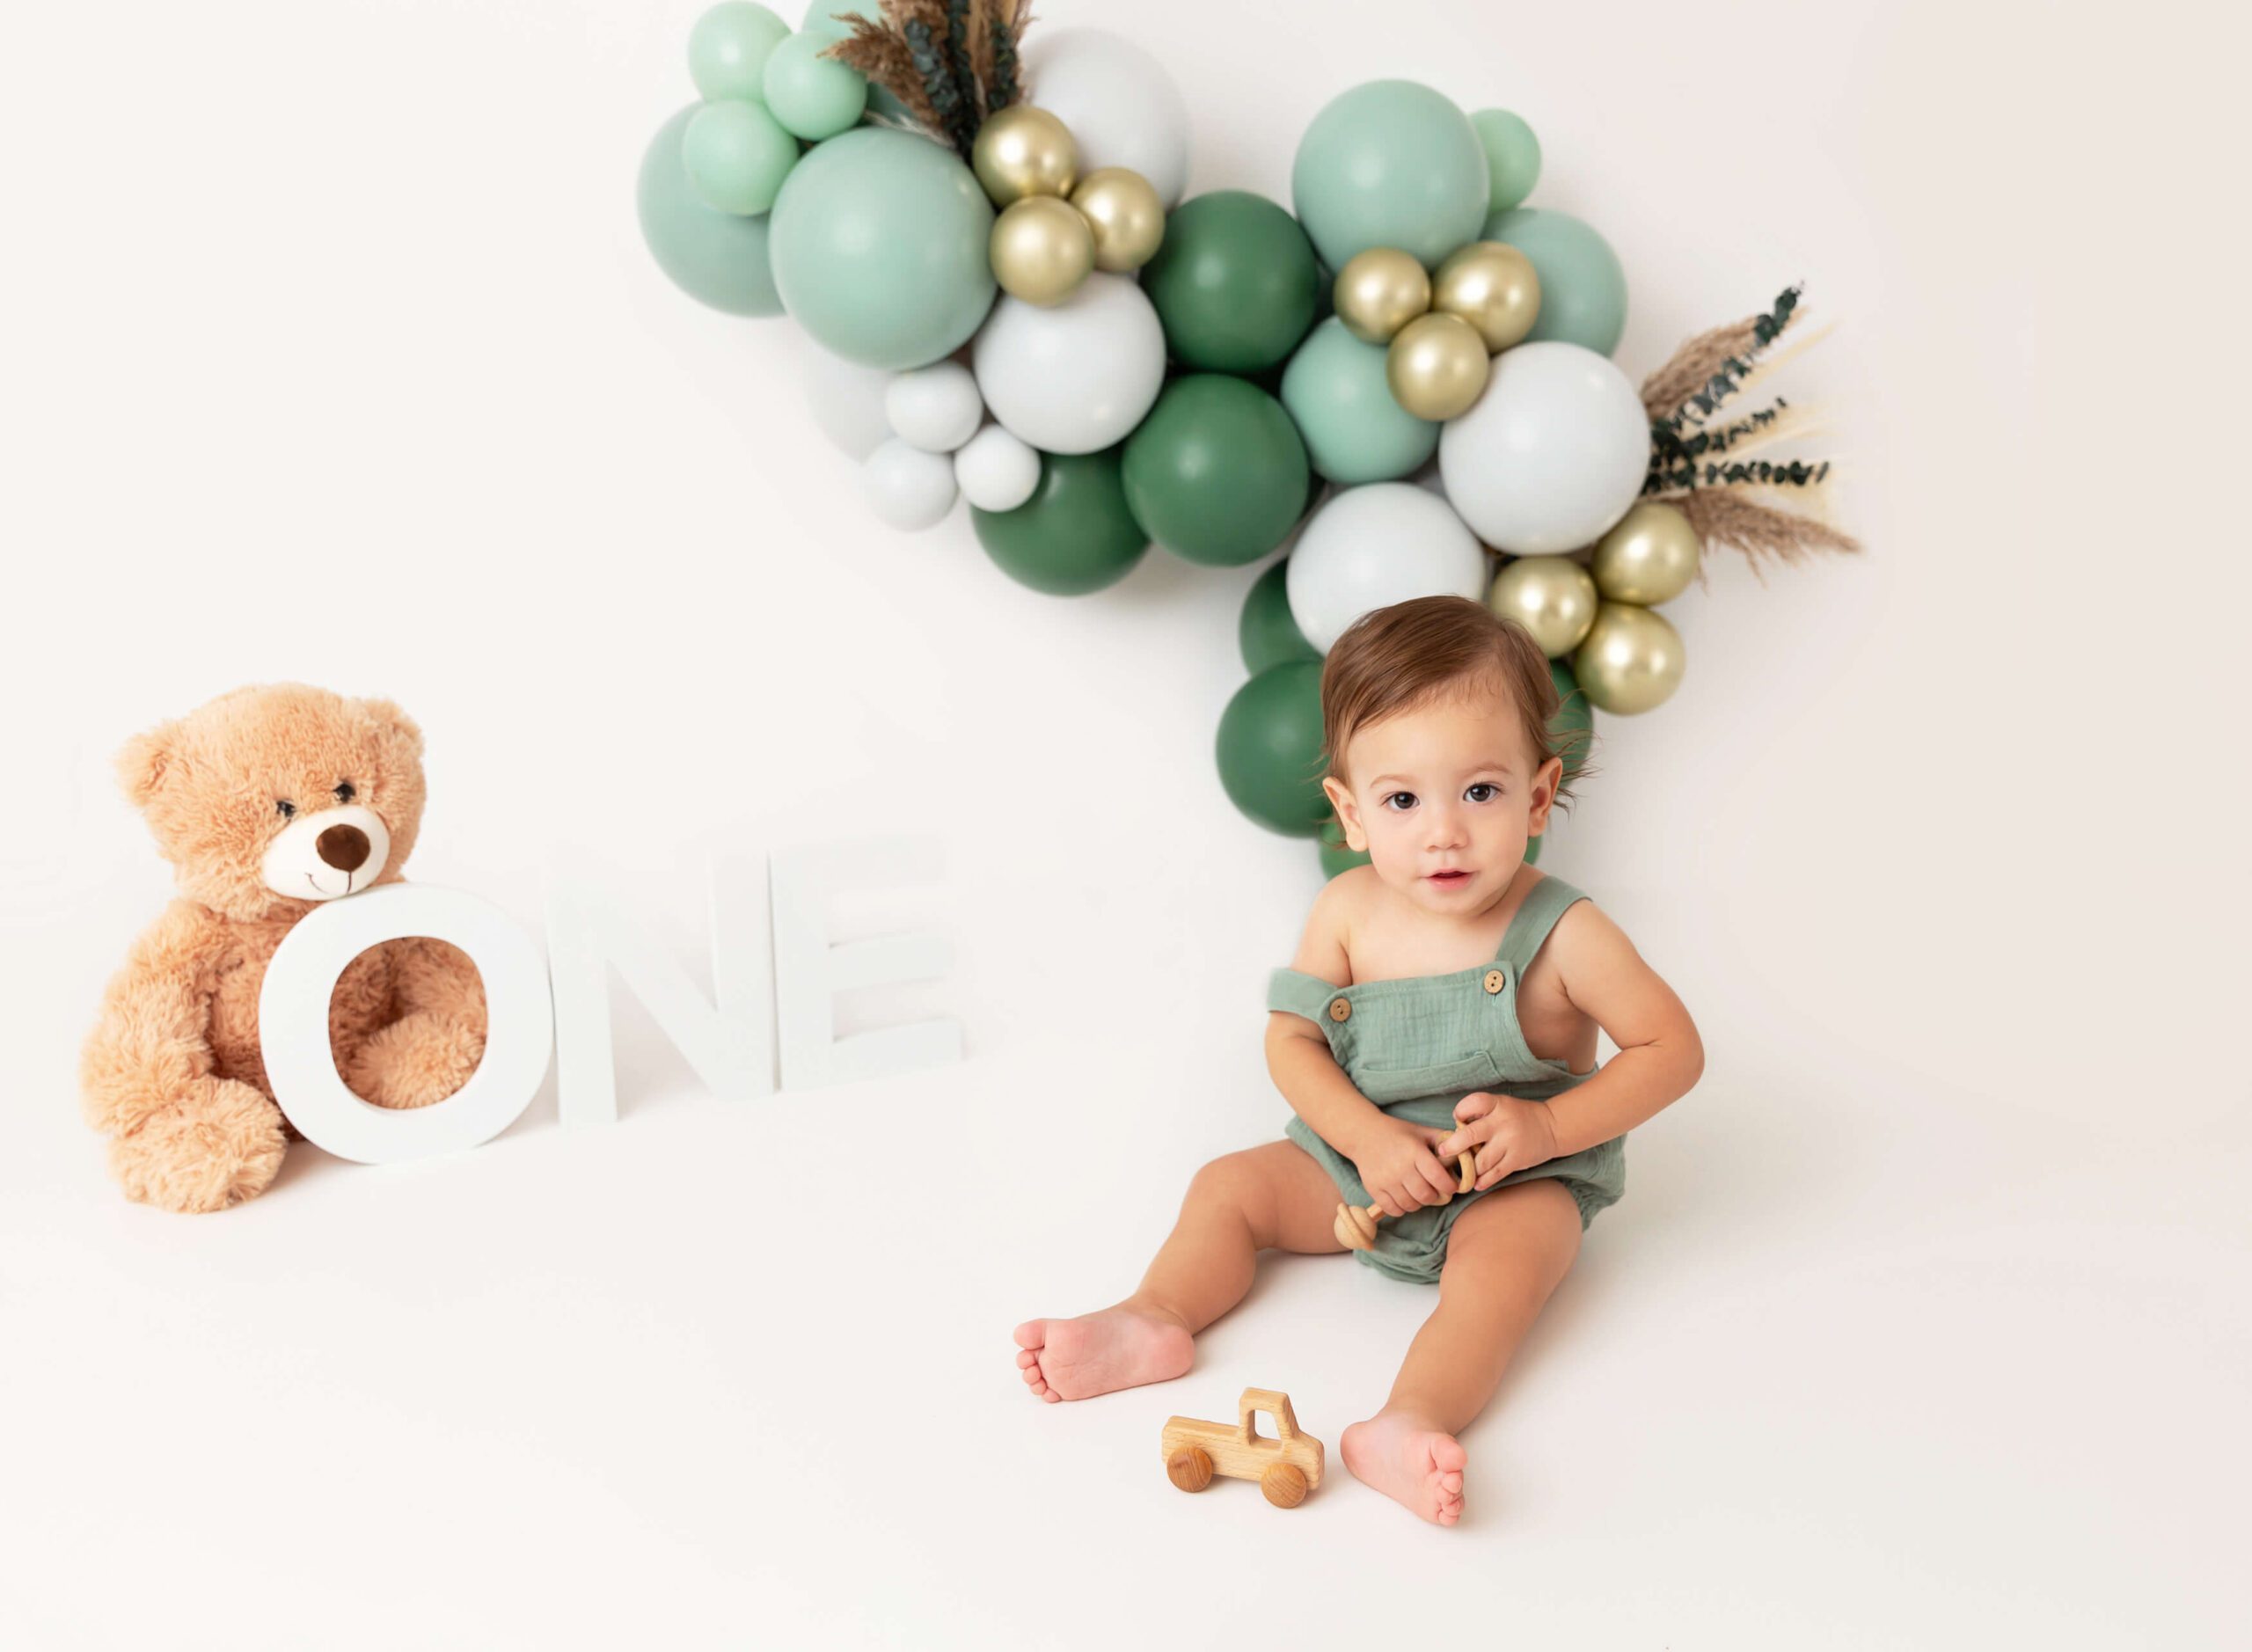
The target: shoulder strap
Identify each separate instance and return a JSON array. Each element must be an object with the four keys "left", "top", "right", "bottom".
[
  {"left": 1493, "top": 874, "right": 1589, "bottom": 975},
  {"left": 1267, "top": 967, "right": 1345, "bottom": 1024}
]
